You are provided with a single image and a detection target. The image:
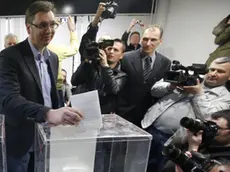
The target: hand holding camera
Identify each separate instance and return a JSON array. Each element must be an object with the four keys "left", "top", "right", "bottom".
[
  {"left": 182, "top": 79, "right": 203, "bottom": 95},
  {"left": 187, "top": 129, "right": 203, "bottom": 152},
  {"left": 99, "top": 49, "right": 109, "bottom": 67},
  {"left": 96, "top": 2, "right": 106, "bottom": 18}
]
